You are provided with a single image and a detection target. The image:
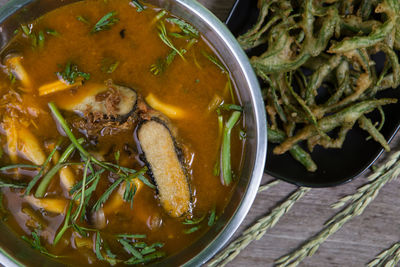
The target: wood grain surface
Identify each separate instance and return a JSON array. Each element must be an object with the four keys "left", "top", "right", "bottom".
[
  {"left": 197, "top": 1, "right": 400, "bottom": 267},
  {"left": 0, "top": 0, "right": 398, "bottom": 266}
]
